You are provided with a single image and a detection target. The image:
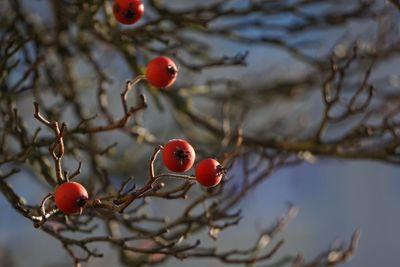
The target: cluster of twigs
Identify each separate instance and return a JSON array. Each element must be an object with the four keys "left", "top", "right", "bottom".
[{"left": 1, "top": 0, "right": 400, "bottom": 266}]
